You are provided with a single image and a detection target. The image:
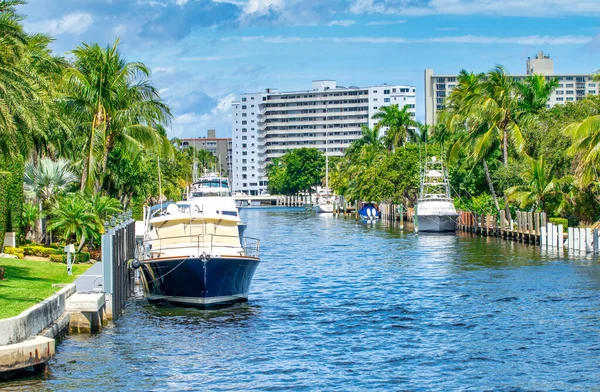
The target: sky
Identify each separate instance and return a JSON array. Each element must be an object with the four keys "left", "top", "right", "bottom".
[{"left": 20, "top": 0, "right": 600, "bottom": 138}]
